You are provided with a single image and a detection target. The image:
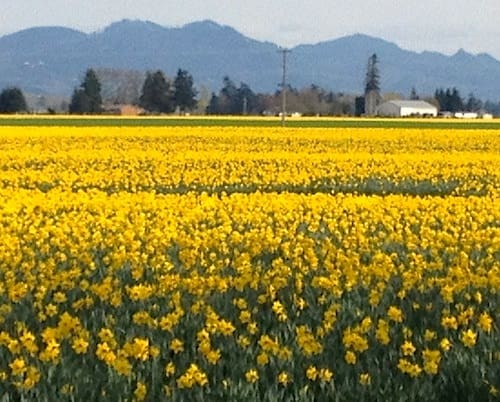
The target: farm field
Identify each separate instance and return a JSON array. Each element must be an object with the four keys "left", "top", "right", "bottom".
[
  {"left": 1, "top": 115, "right": 500, "bottom": 129},
  {"left": 0, "top": 124, "right": 498, "bottom": 401}
]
